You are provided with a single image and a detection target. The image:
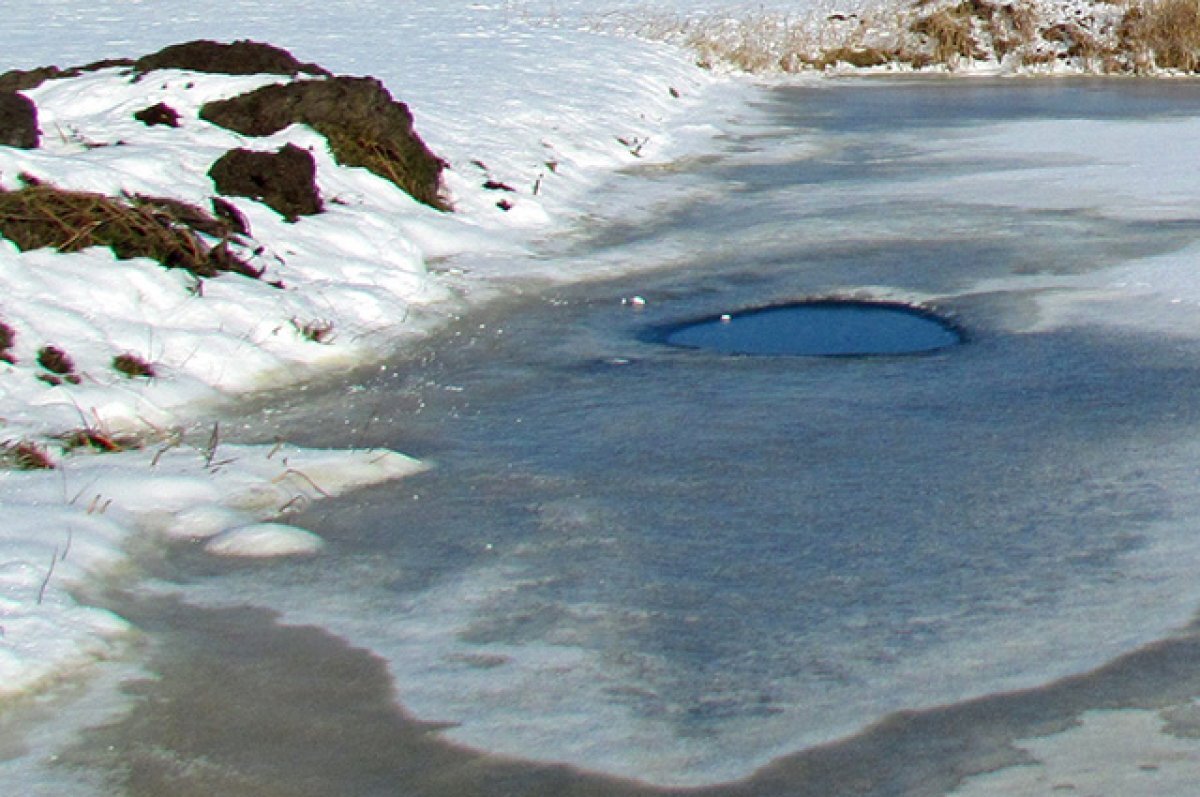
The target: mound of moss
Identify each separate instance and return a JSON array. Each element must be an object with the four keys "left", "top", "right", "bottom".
[{"left": 201, "top": 77, "right": 447, "bottom": 210}]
